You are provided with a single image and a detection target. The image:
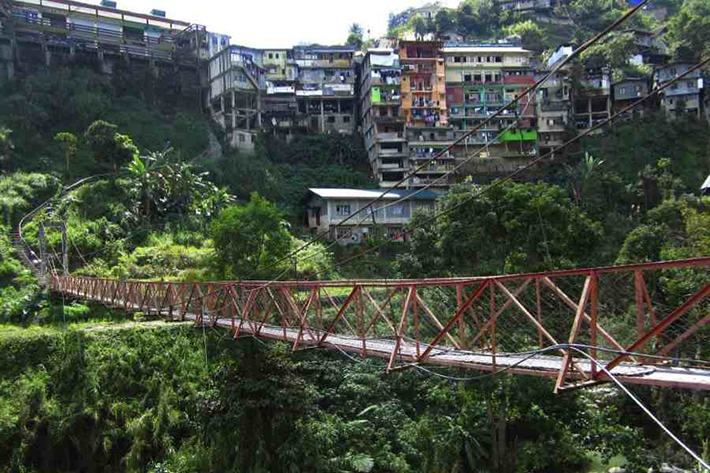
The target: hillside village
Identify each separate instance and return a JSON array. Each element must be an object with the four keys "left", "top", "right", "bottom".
[
  {"left": 3, "top": 0, "right": 708, "bottom": 244},
  {"left": 2, "top": 1, "right": 710, "bottom": 472}
]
